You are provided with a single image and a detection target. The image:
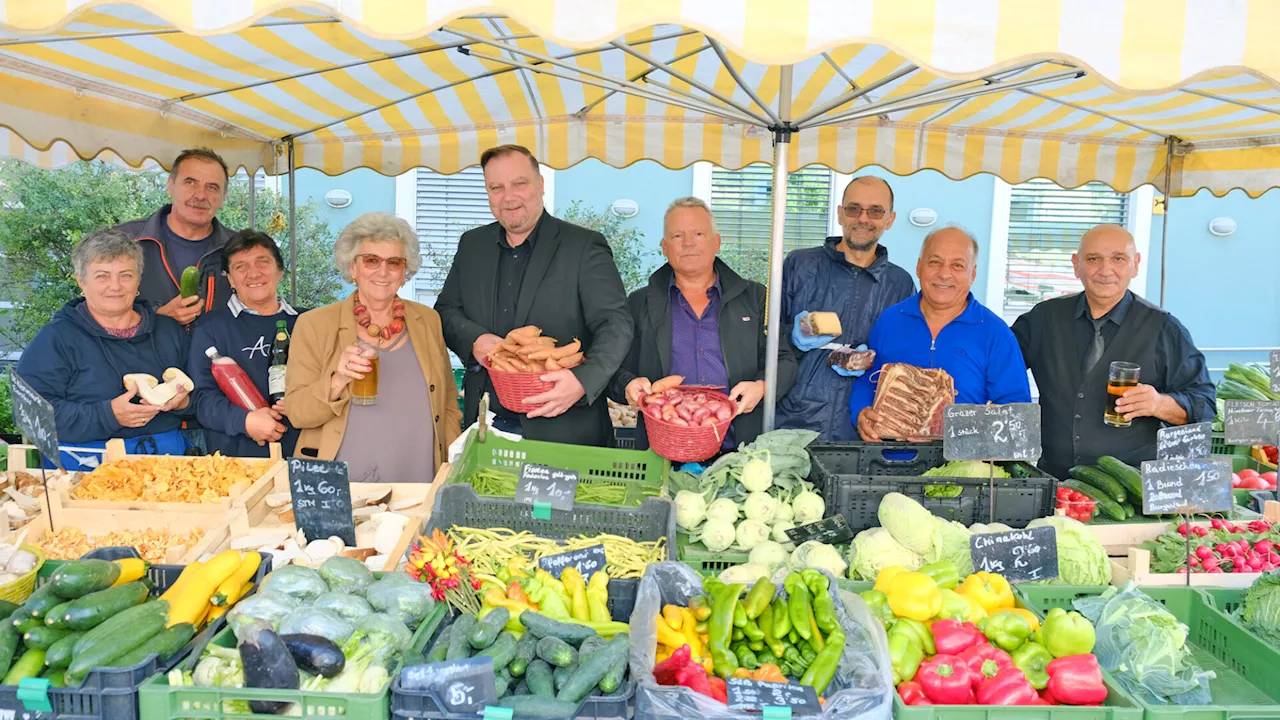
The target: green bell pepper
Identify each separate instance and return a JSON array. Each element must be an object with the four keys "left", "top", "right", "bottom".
[
  {"left": 888, "top": 630, "right": 925, "bottom": 685},
  {"left": 1036, "top": 607, "right": 1097, "bottom": 658},
  {"left": 918, "top": 561, "right": 960, "bottom": 590},
  {"left": 1010, "top": 641, "right": 1053, "bottom": 690},
  {"left": 980, "top": 611, "right": 1034, "bottom": 652},
  {"left": 708, "top": 582, "right": 742, "bottom": 678},
  {"left": 859, "top": 590, "right": 897, "bottom": 627},
  {"left": 886, "top": 617, "right": 935, "bottom": 656},
  {"left": 742, "top": 580, "right": 775, "bottom": 620},
  {"left": 935, "top": 589, "right": 972, "bottom": 622},
  {"left": 783, "top": 574, "right": 813, "bottom": 641}
]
